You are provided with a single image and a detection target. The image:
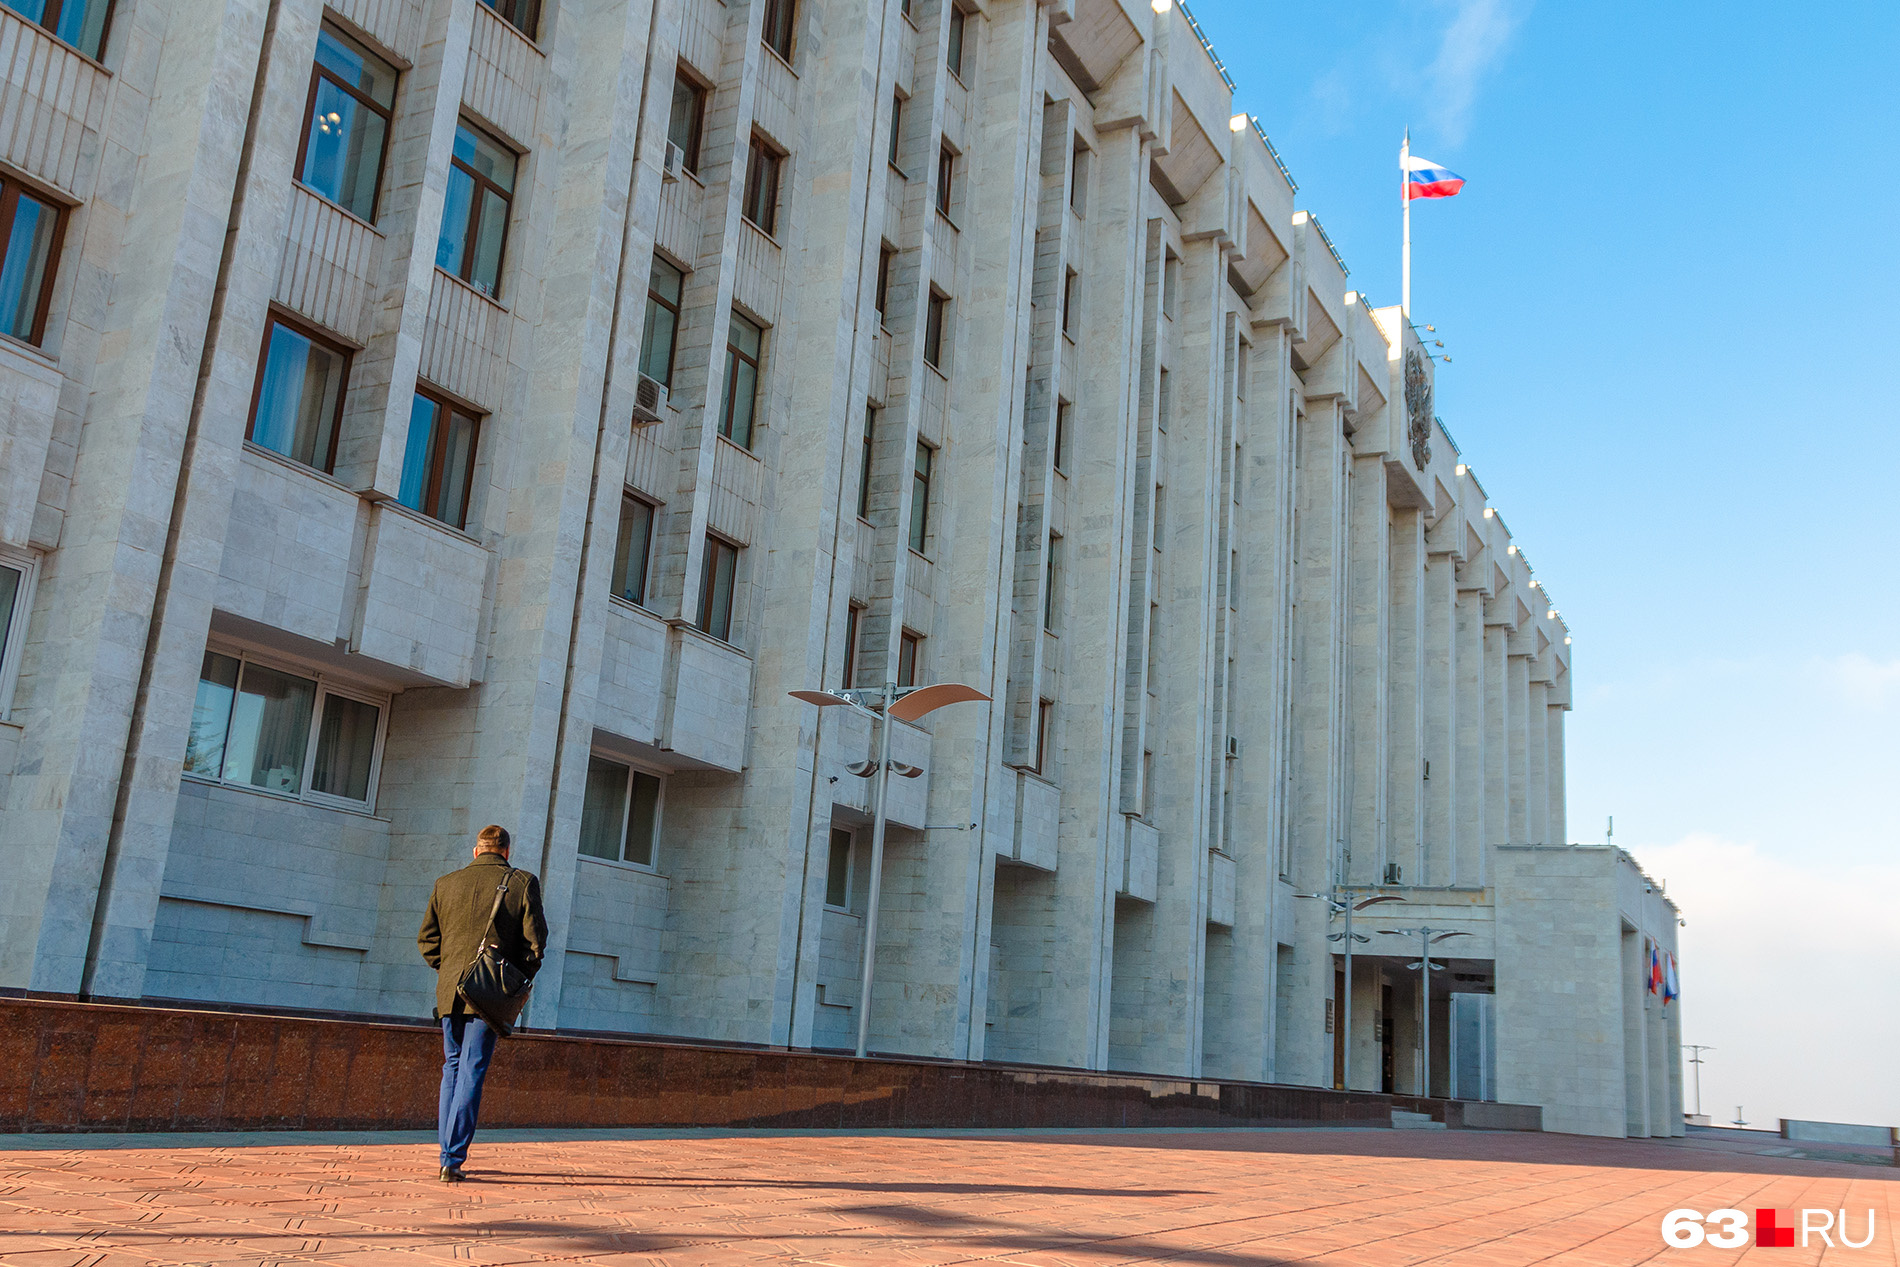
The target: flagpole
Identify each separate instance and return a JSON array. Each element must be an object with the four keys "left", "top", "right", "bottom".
[{"left": 1401, "top": 128, "right": 1411, "bottom": 316}]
